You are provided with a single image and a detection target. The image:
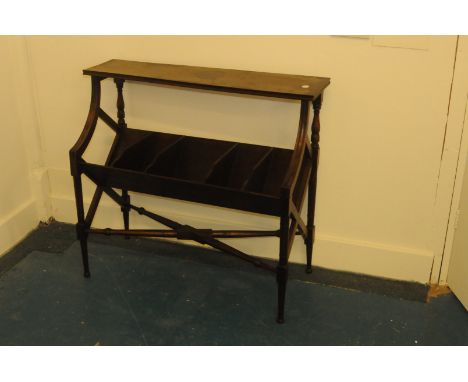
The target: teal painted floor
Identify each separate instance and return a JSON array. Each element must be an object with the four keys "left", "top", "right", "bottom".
[{"left": 0, "top": 223, "right": 467, "bottom": 345}]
